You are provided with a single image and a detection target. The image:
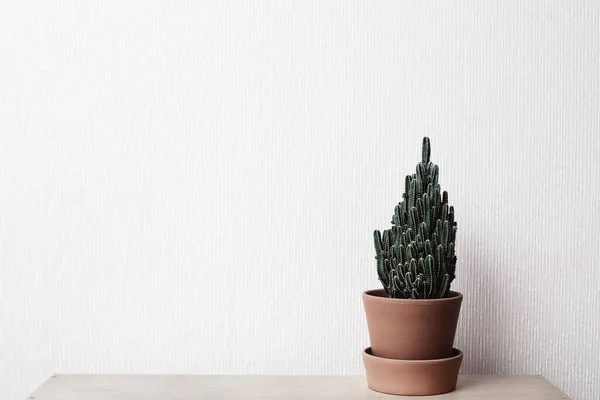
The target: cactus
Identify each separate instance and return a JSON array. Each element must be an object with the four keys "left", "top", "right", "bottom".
[{"left": 374, "top": 137, "right": 457, "bottom": 299}]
